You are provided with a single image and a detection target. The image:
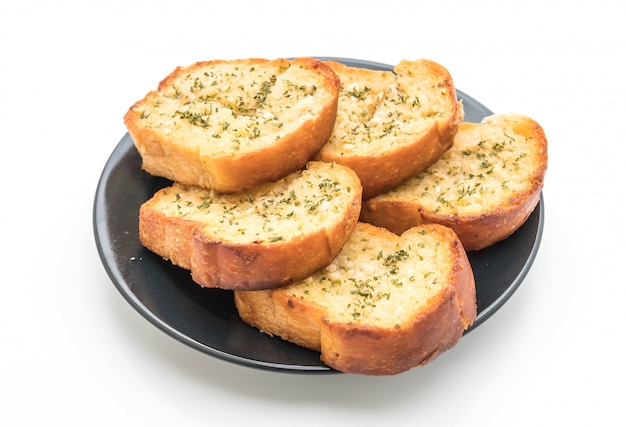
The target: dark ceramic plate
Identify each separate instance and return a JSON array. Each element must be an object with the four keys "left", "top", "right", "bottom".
[{"left": 93, "top": 58, "right": 544, "bottom": 373}]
